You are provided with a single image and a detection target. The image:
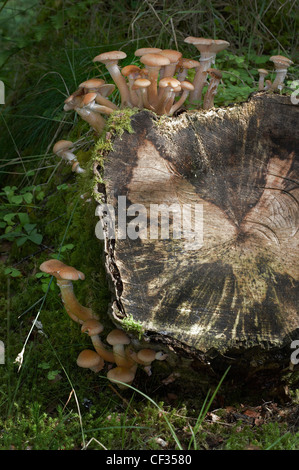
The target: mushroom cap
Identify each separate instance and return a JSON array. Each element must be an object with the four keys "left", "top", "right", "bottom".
[
  {"left": 79, "top": 78, "right": 106, "bottom": 89},
  {"left": 79, "top": 92, "right": 97, "bottom": 107},
  {"left": 39, "top": 259, "right": 85, "bottom": 281},
  {"left": 53, "top": 140, "right": 74, "bottom": 155},
  {"left": 270, "top": 55, "right": 293, "bottom": 68},
  {"left": 180, "top": 80, "right": 195, "bottom": 91},
  {"left": 81, "top": 319, "right": 104, "bottom": 336},
  {"left": 179, "top": 58, "right": 201, "bottom": 69},
  {"left": 140, "top": 53, "right": 170, "bottom": 68},
  {"left": 159, "top": 77, "right": 181, "bottom": 89},
  {"left": 160, "top": 49, "right": 182, "bottom": 63},
  {"left": 132, "top": 78, "right": 151, "bottom": 89},
  {"left": 76, "top": 349, "right": 104, "bottom": 369},
  {"left": 106, "top": 329, "right": 130, "bottom": 346},
  {"left": 135, "top": 47, "right": 162, "bottom": 57},
  {"left": 207, "top": 68, "right": 223, "bottom": 79},
  {"left": 72, "top": 161, "right": 80, "bottom": 172},
  {"left": 107, "top": 366, "right": 135, "bottom": 384},
  {"left": 212, "top": 39, "right": 230, "bottom": 53},
  {"left": 258, "top": 68, "right": 269, "bottom": 75},
  {"left": 184, "top": 37, "right": 214, "bottom": 51},
  {"left": 121, "top": 65, "right": 141, "bottom": 77},
  {"left": 97, "top": 83, "right": 115, "bottom": 97},
  {"left": 93, "top": 50, "right": 127, "bottom": 64},
  {"left": 137, "top": 348, "right": 157, "bottom": 363}
]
